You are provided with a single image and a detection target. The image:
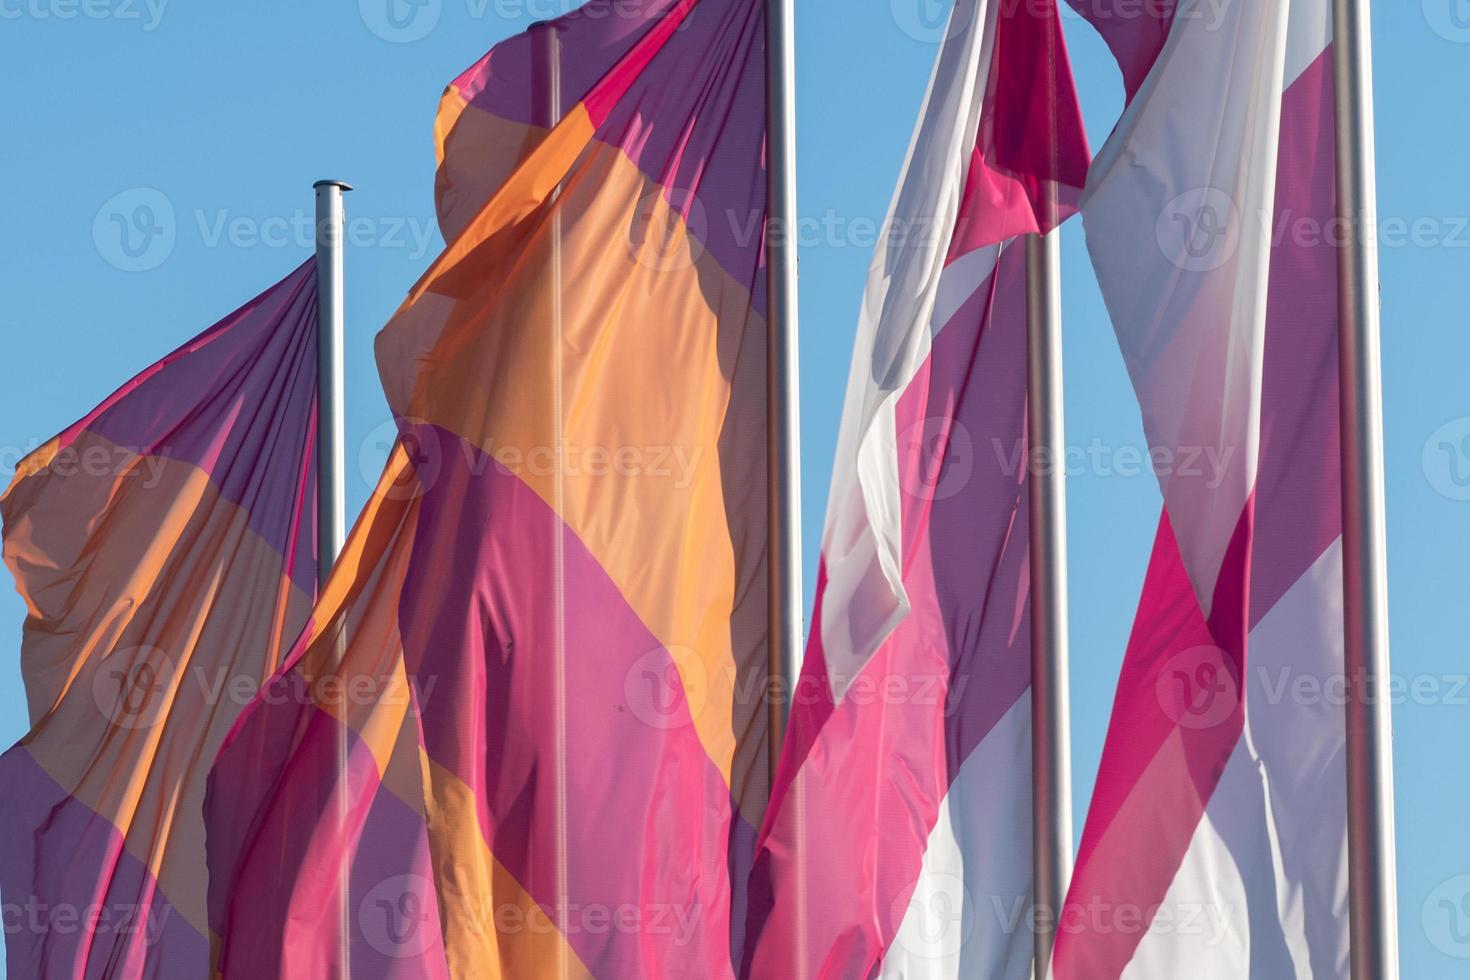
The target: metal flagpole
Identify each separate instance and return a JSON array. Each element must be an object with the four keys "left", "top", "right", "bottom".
[
  {"left": 1026, "top": 227, "right": 1073, "bottom": 980},
  {"left": 1332, "top": 2, "right": 1399, "bottom": 978},
  {"left": 765, "top": 0, "right": 802, "bottom": 786},
  {"left": 1027, "top": 5, "right": 1073, "bottom": 976},
  {"left": 766, "top": 2, "right": 805, "bottom": 969},
  {"left": 313, "top": 177, "right": 350, "bottom": 978},
  {"left": 314, "top": 179, "right": 350, "bottom": 585},
  {"left": 530, "top": 22, "right": 570, "bottom": 980}
]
